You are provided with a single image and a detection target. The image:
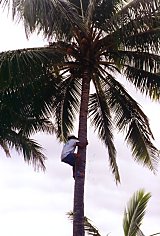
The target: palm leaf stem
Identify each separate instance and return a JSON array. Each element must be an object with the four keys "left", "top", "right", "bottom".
[{"left": 79, "top": 0, "right": 84, "bottom": 20}]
